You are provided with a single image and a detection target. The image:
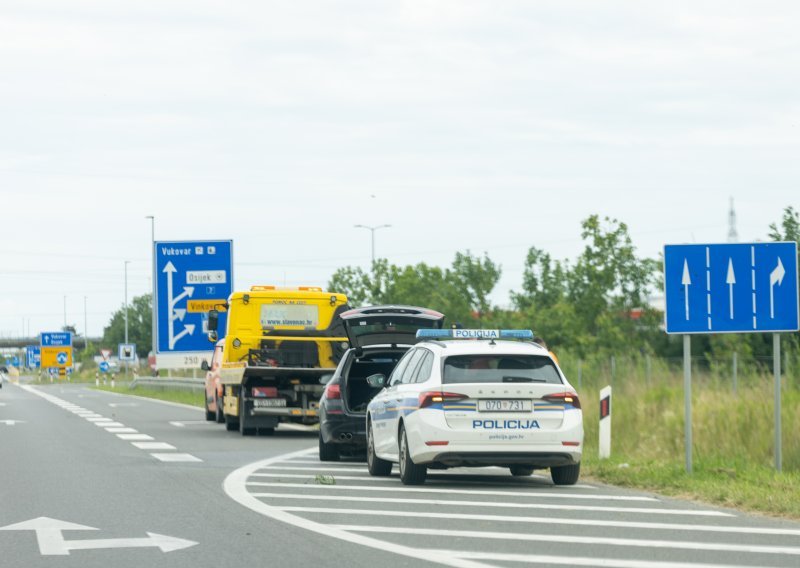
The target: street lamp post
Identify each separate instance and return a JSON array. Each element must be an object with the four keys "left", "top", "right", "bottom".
[
  {"left": 124, "top": 260, "right": 131, "bottom": 377},
  {"left": 354, "top": 224, "right": 391, "bottom": 265},
  {"left": 146, "top": 215, "right": 155, "bottom": 374},
  {"left": 84, "top": 296, "right": 88, "bottom": 353}
]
